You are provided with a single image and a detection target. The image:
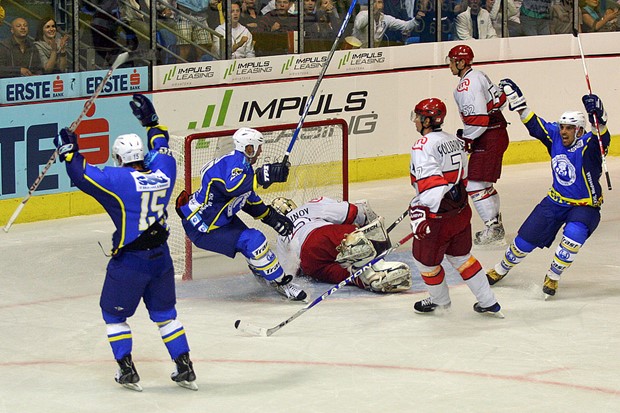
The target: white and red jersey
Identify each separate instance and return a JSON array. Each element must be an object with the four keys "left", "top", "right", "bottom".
[
  {"left": 275, "top": 197, "right": 364, "bottom": 275},
  {"left": 410, "top": 130, "right": 468, "bottom": 213},
  {"left": 453, "top": 68, "right": 506, "bottom": 140}
]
